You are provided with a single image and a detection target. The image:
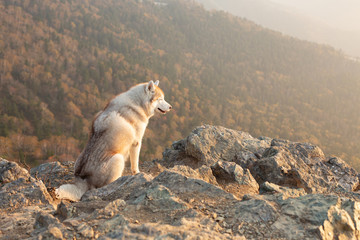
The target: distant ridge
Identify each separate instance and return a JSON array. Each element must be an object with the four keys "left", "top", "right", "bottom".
[{"left": 196, "top": 0, "right": 360, "bottom": 58}]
